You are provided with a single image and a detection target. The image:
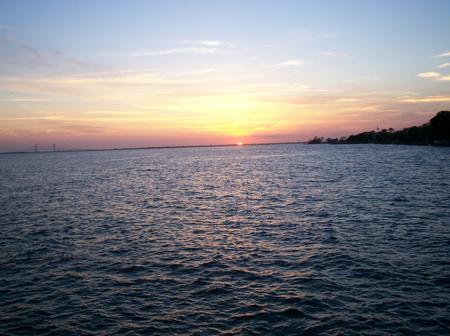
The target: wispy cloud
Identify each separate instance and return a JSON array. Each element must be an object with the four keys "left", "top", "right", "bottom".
[
  {"left": 94, "top": 39, "right": 235, "bottom": 58},
  {"left": 126, "top": 39, "right": 236, "bottom": 56},
  {"left": 0, "top": 72, "right": 204, "bottom": 89},
  {"left": 437, "top": 62, "right": 450, "bottom": 69},
  {"left": 319, "top": 51, "right": 349, "bottom": 58},
  {"left": 289, "top": 29, "right": 340, "bottom": 44},
  {"left": 0, "top": 97, "right": 55, "bottom": 103},
  {"left": 180, "top": 68, "right": 217, "bottom": 75},
  {"left": 434, "top": 51, "right": 450, "bottom": 58},
  {"left": 336, "top": 98, "right": 359, "bottom": 103},
  {"left": 437, "top": 63, "right": 450, "bottom": 69},
  {"left": 342, "top": 76, "right": 379, "bottom": 83},
  {"left": 0, "top": 25, "right": 15, "bottom": 30},
  {"left": 0, "top": 24, "right": 46, "bottom": 32},
  {"left": 0, "top": 65, "right": 231, "bottom": 100},
  {"left": 399, "top": 95, "right": 450, "bottom": 103},
  {"left": 267, "top": 60, "right": 304, "bottom": 68},
  {"left": 195, "top": 40, "right": 235, "bottom": 48},
  {"left": 417, "top": 72, "right": 441, "bottom": 78},
  {"left": 417, "top": 71, "right": 450, "bottom": 81},
  {"left": 0, "top": 34, "right": 104, "bottom": 71},
  {"left": 129, "top": 47, "right": 218, "bottom": 56},
  {"left": 156, "top": 39, "right": 236, "bottom": 48}
]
